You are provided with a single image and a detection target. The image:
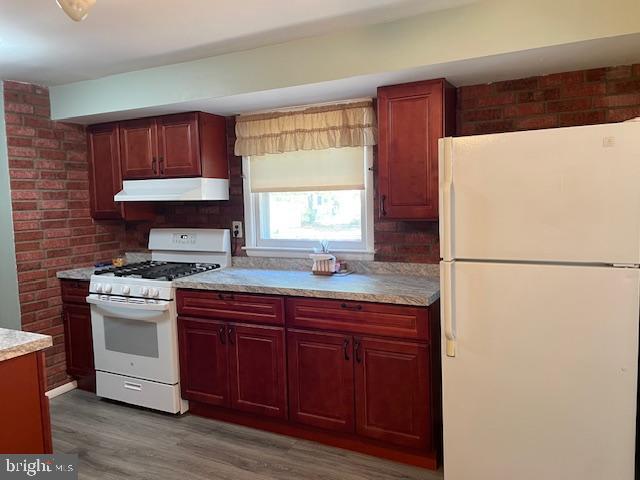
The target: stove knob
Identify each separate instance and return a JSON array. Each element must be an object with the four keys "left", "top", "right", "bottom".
[
  {"left": 122, "top": 285, "right": 131, "bottom": 295},
  {"left": 95, "top": 283, "right": 103, "bottom": 293},
  {"left": 141, "top": 287, "right": 149, "bottom": 296},
  {"left": 104, "top": 284, "right": 112, "bottom": 294},
  {"left": 149, "top": 288, "right": 159, "bottom": 298}
]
